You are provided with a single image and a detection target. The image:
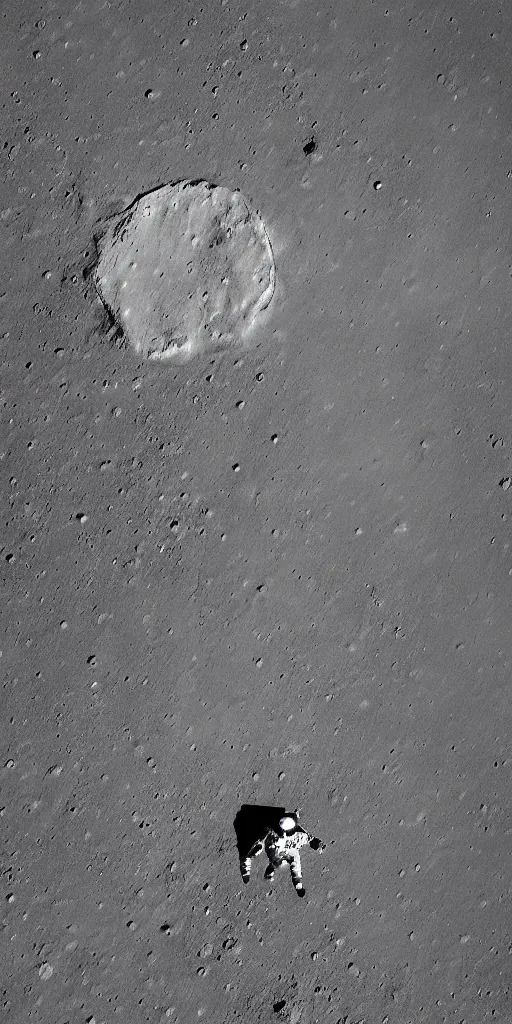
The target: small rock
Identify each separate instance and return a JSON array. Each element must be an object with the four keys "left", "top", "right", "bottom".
[
  {"left": 38, "top": 962, "right": 54, "bottom": 980},
  {"left": 198, "top": 942, "right": 213, "bottom": 958}
]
